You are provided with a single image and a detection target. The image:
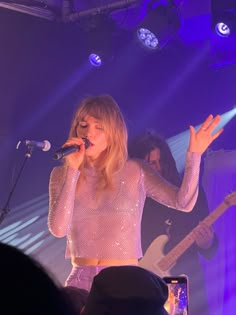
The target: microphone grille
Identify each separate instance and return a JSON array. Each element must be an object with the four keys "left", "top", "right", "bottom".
[{"left": 82, "top": 137, "right": 90, "bottom": 149}]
